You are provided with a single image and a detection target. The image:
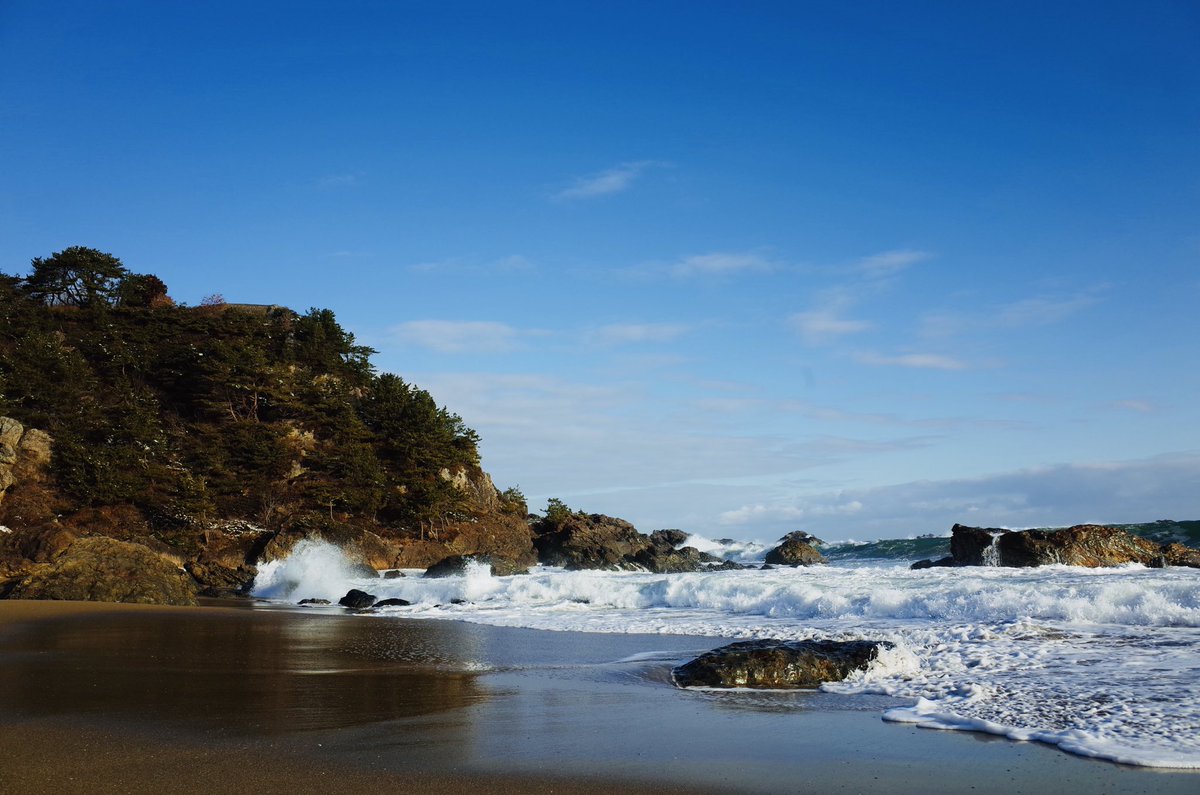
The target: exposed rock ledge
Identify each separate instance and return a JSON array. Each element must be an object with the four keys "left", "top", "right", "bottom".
[{"left": 911, "top": 523, "right": 1200, "bottom": 569}]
